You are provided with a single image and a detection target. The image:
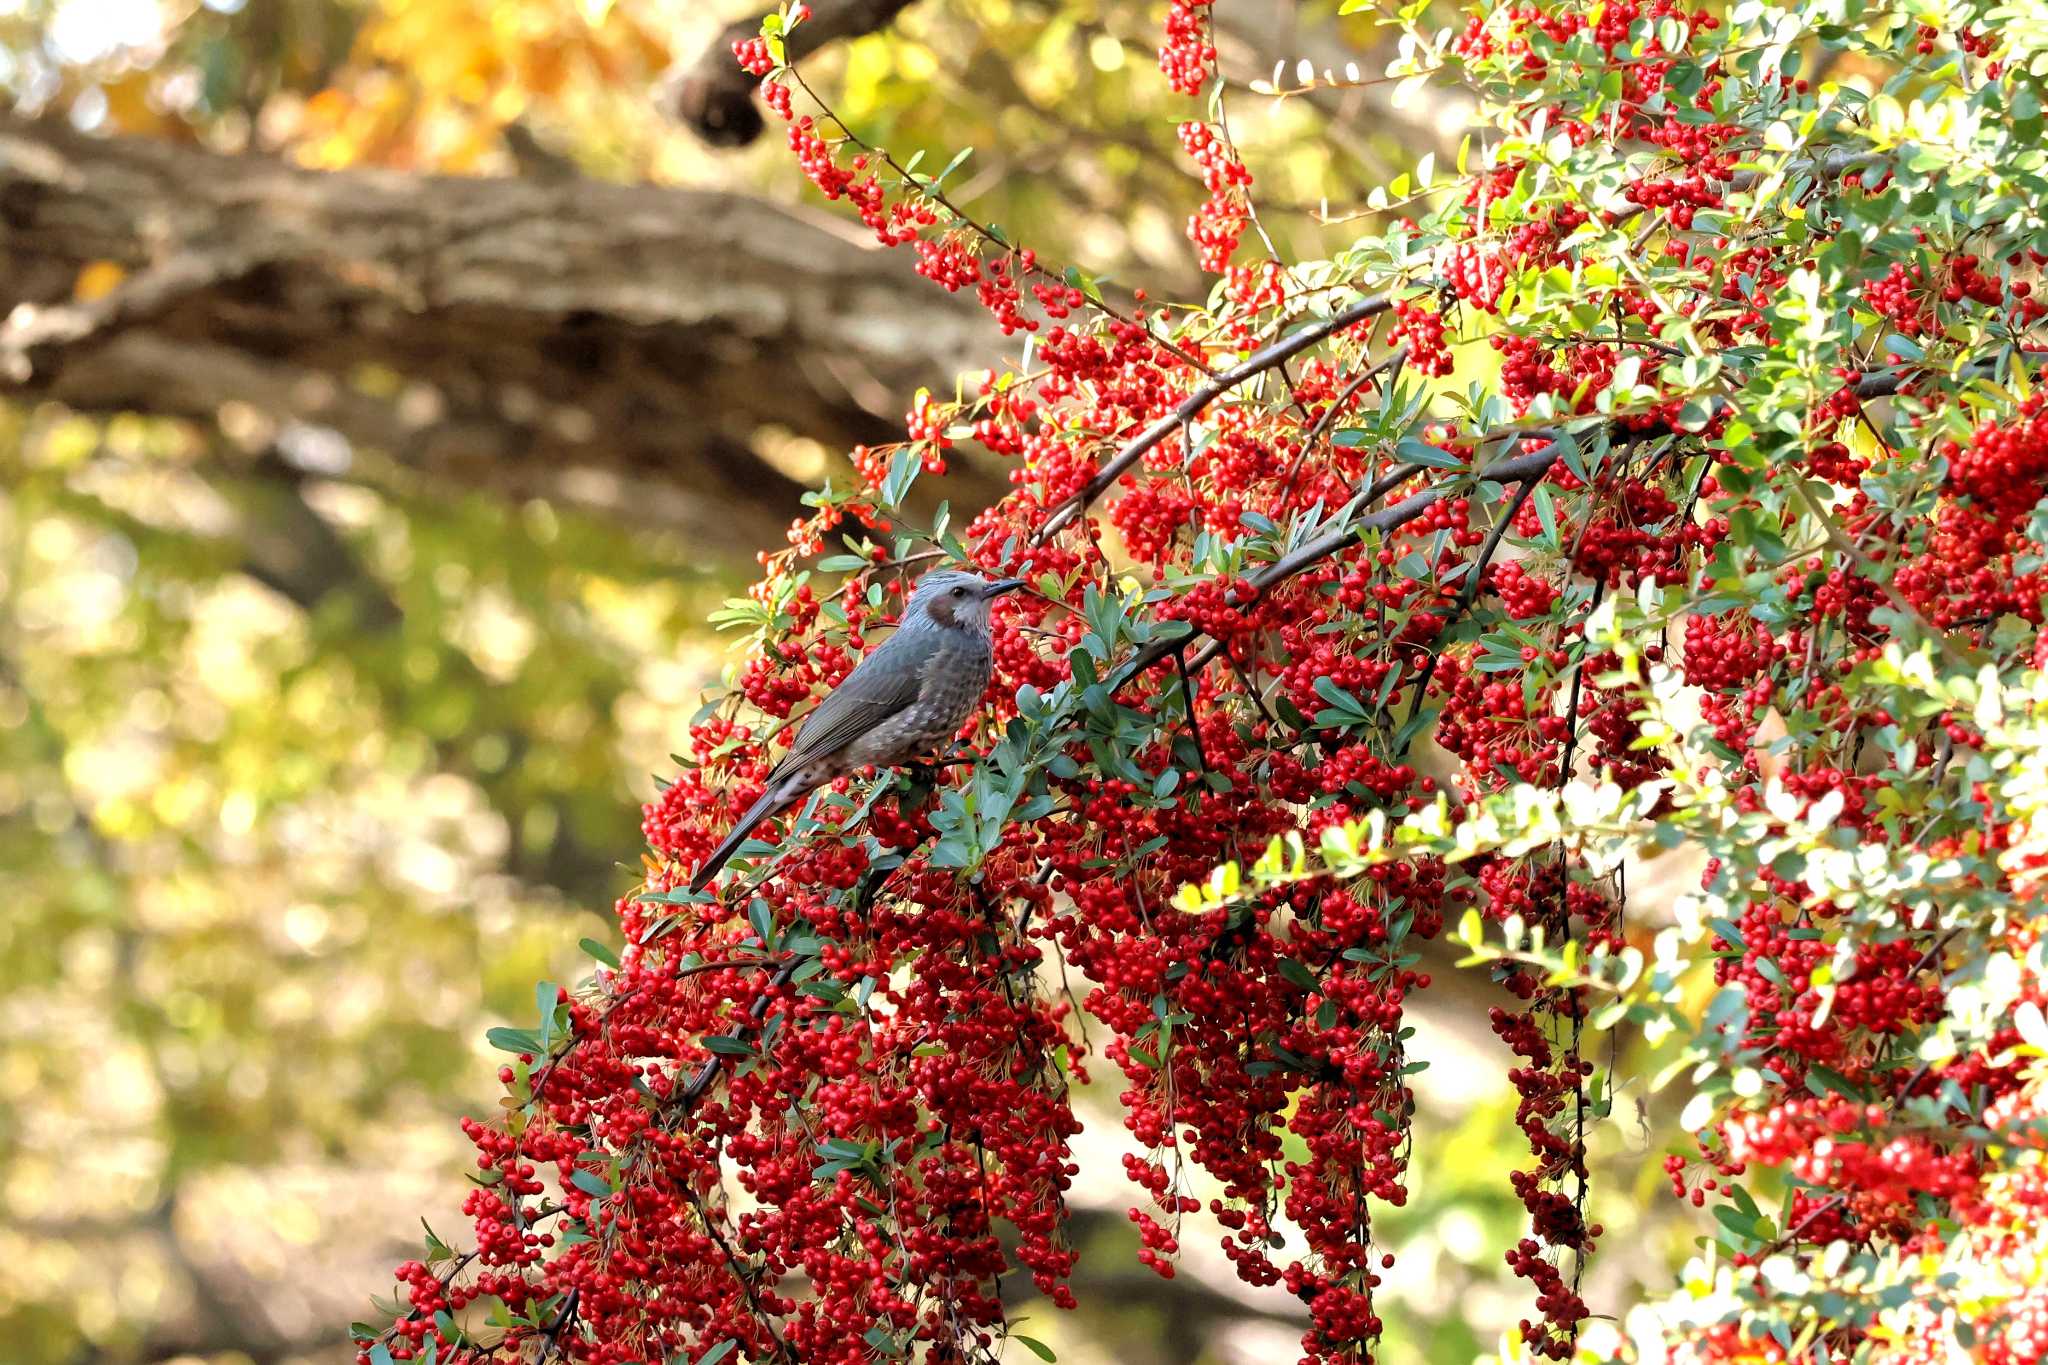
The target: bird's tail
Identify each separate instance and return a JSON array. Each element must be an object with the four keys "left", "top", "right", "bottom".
[{"left": 688, "top": 782, "right": 796, "bottom": 892}]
